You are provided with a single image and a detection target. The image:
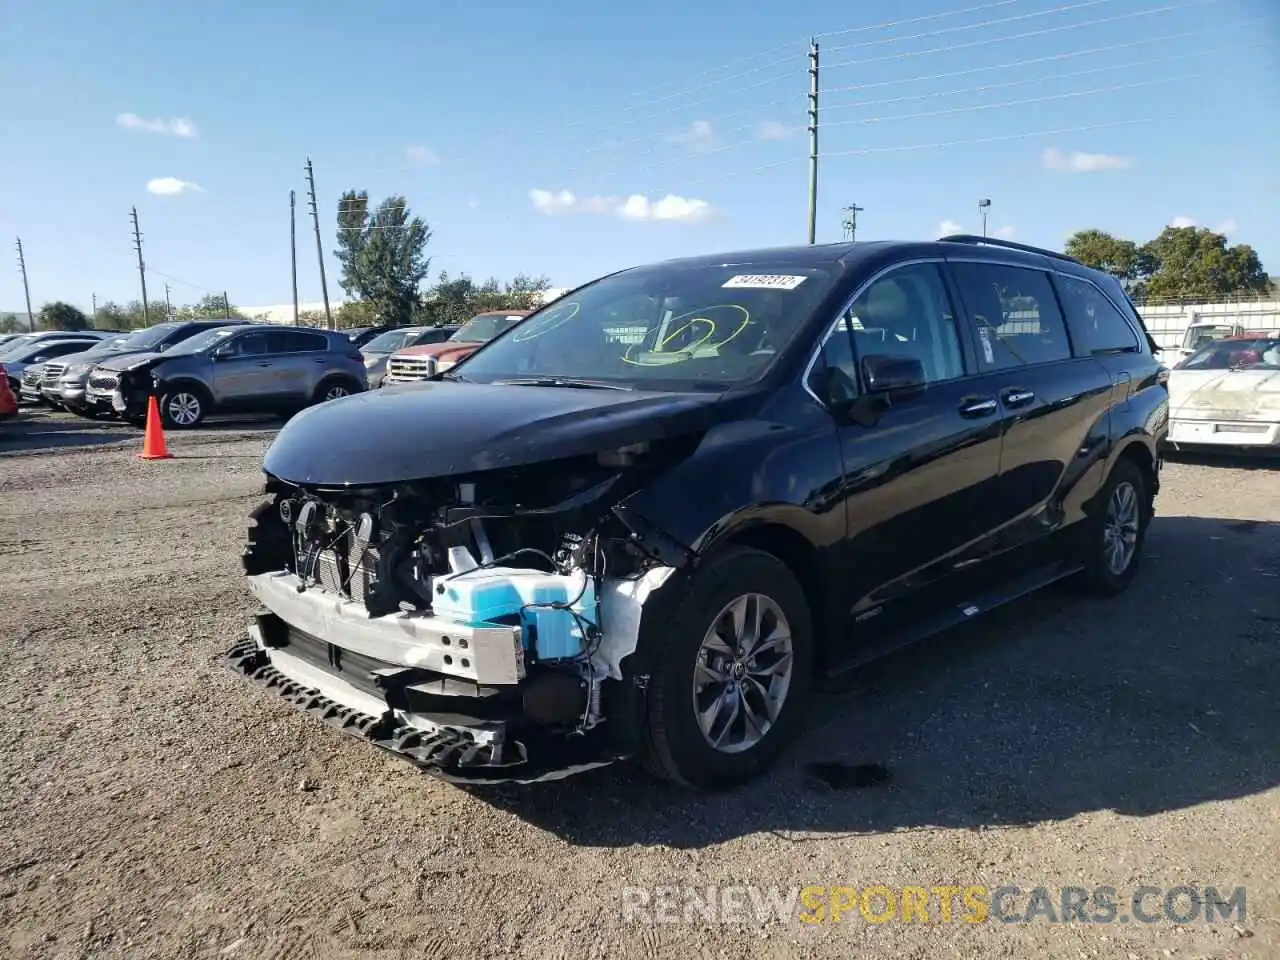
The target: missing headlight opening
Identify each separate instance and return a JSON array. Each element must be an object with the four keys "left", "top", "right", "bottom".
[{"left": 235, "top": 437, "right": 696, "bottom": 783}]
